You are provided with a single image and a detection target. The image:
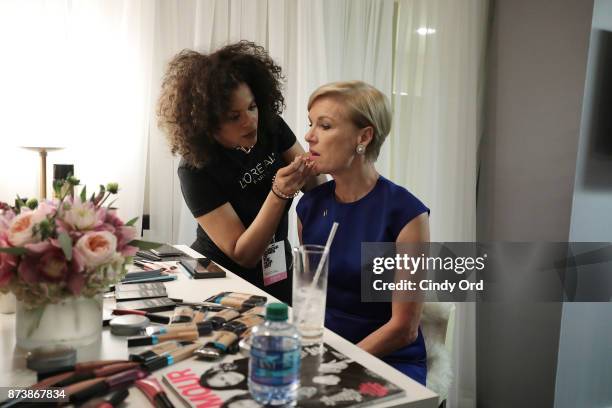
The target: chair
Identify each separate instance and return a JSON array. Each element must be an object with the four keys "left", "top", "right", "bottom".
[{"left": 421, "top": 302, "right": 456, "bottom": 408}]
